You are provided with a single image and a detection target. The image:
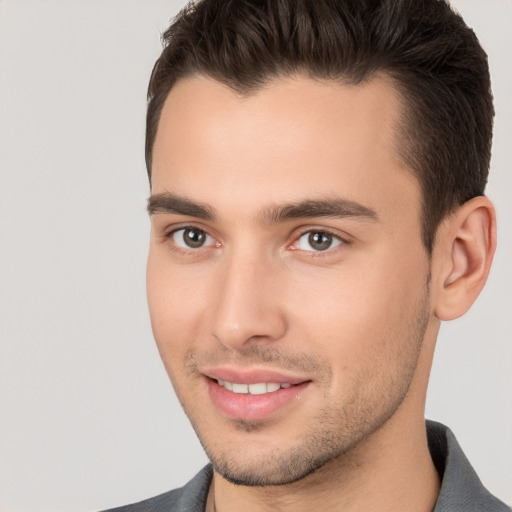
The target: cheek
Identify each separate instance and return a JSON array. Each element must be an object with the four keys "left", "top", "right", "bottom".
[
  {"left": 288, "top": 251, "right": 428, "bottom": 375},
  {"left": 146, "top": 249, "right": 210, "bottom": 361}
]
